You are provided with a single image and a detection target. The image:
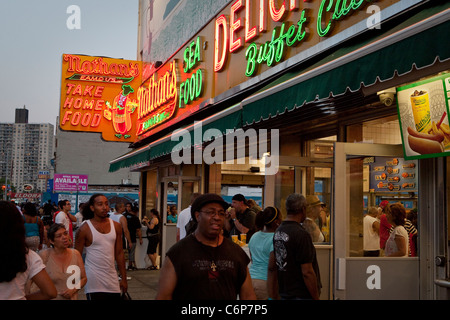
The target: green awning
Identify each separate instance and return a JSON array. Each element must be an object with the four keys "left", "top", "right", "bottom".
[
  {"left": 109, "top": 145, "right": 151, "bottom": 173},
  {"left": 109, "top": 105, "right": 242, "bottom": 172},
  {"left": 149, "top": 105, "right": 243, "bottom": 160},
  {"left": 241, "top": 5, "right": 450, "bottom": 125}
]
